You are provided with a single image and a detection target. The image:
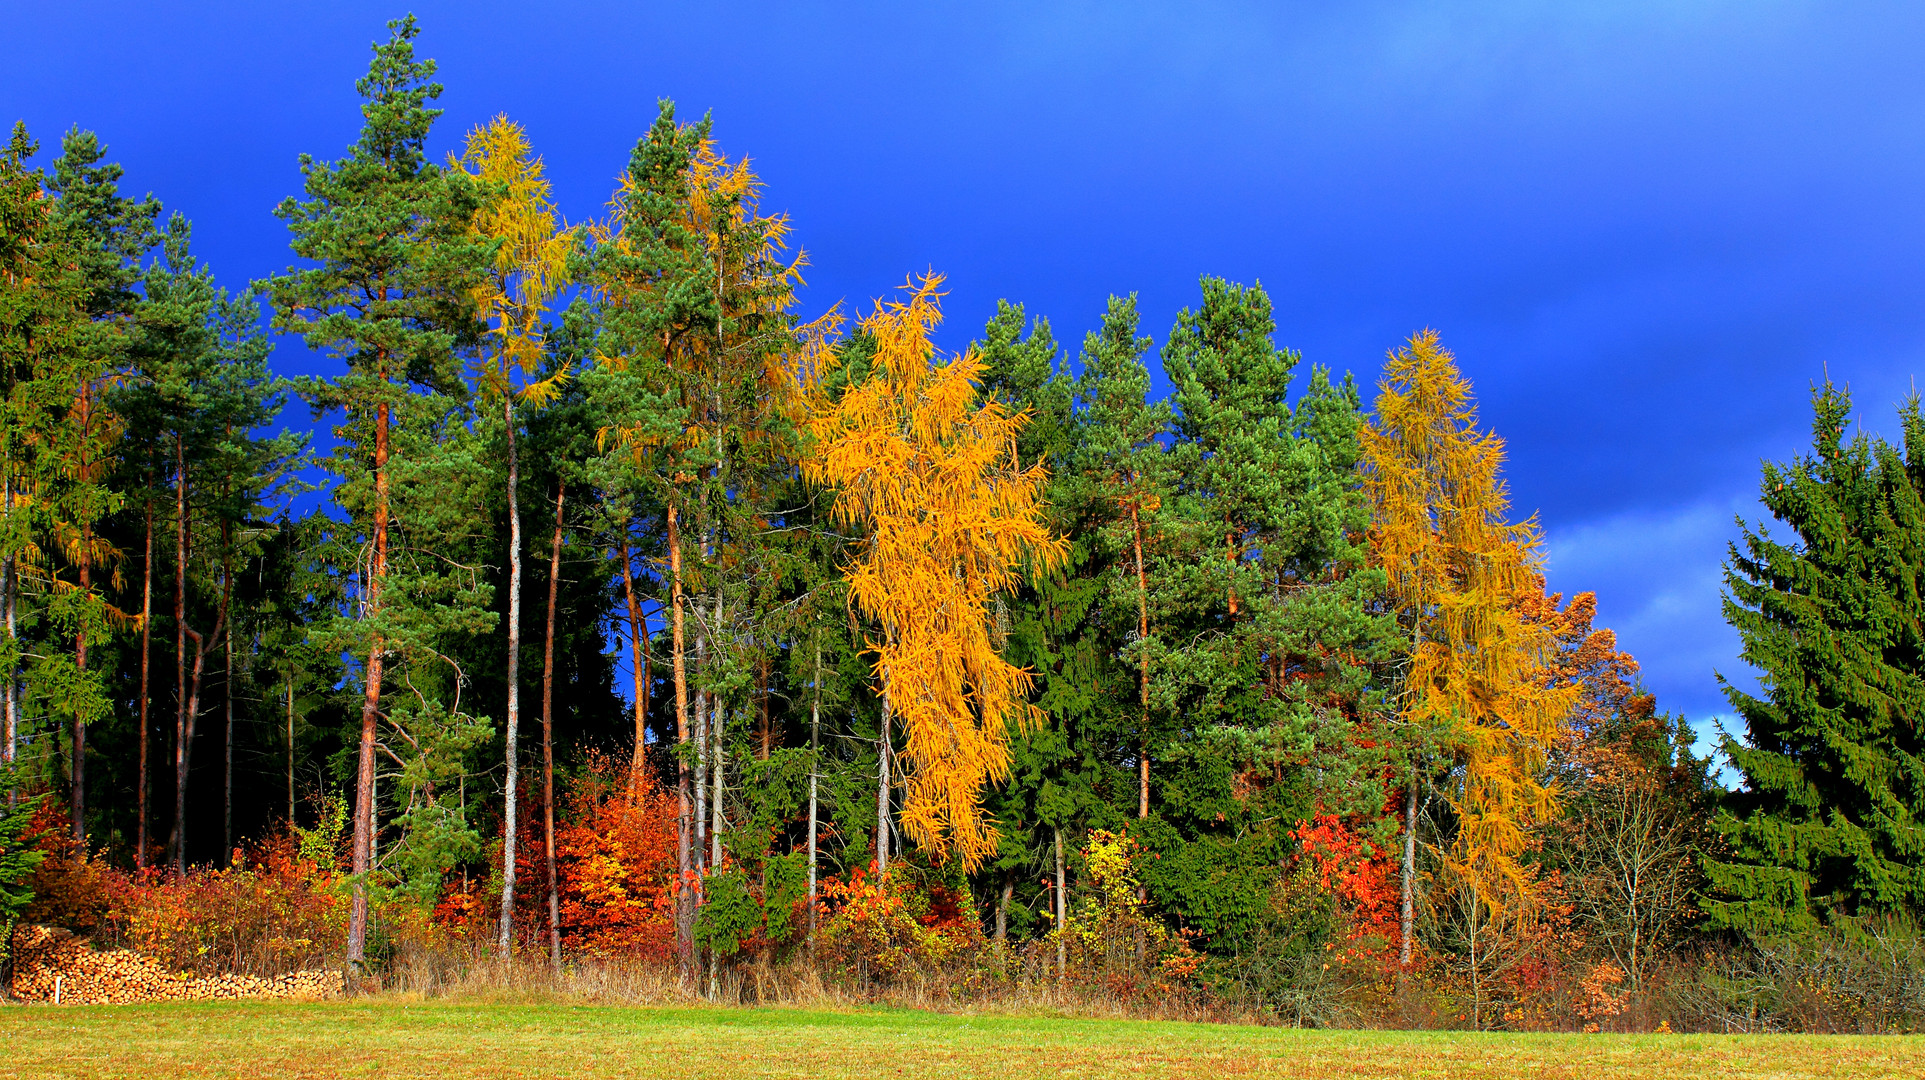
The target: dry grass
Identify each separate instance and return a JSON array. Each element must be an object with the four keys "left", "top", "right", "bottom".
[{"left": 1, "top": 999, "right": 1922, "bottom": 1079}]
